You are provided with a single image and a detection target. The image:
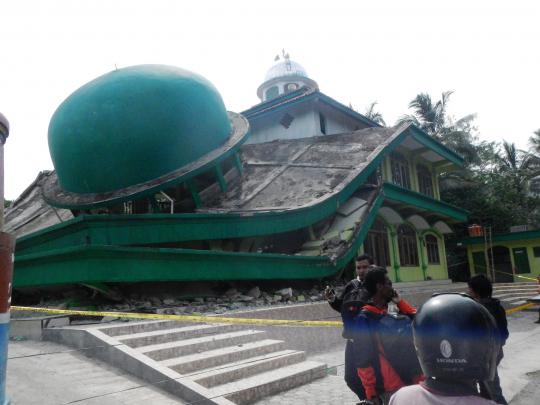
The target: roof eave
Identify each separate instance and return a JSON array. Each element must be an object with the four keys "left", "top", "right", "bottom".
[{"left": 408, "top": 125, "right": 465, "bottom": 167}]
